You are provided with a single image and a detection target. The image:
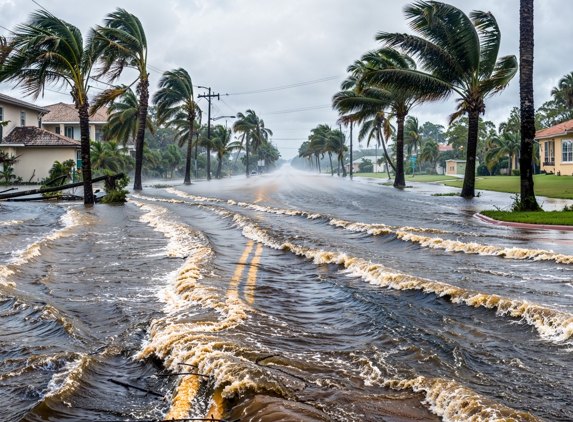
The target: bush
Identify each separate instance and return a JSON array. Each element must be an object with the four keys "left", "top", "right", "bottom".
[
  {"left": 477, "top": 163, "right": 490, "bottom": 176},
  {"left": 512, "top": 169, "right": 520, "bottom": 176},
  {"left": 101, "top": 173, "right": 130, "bottom": 204}
]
